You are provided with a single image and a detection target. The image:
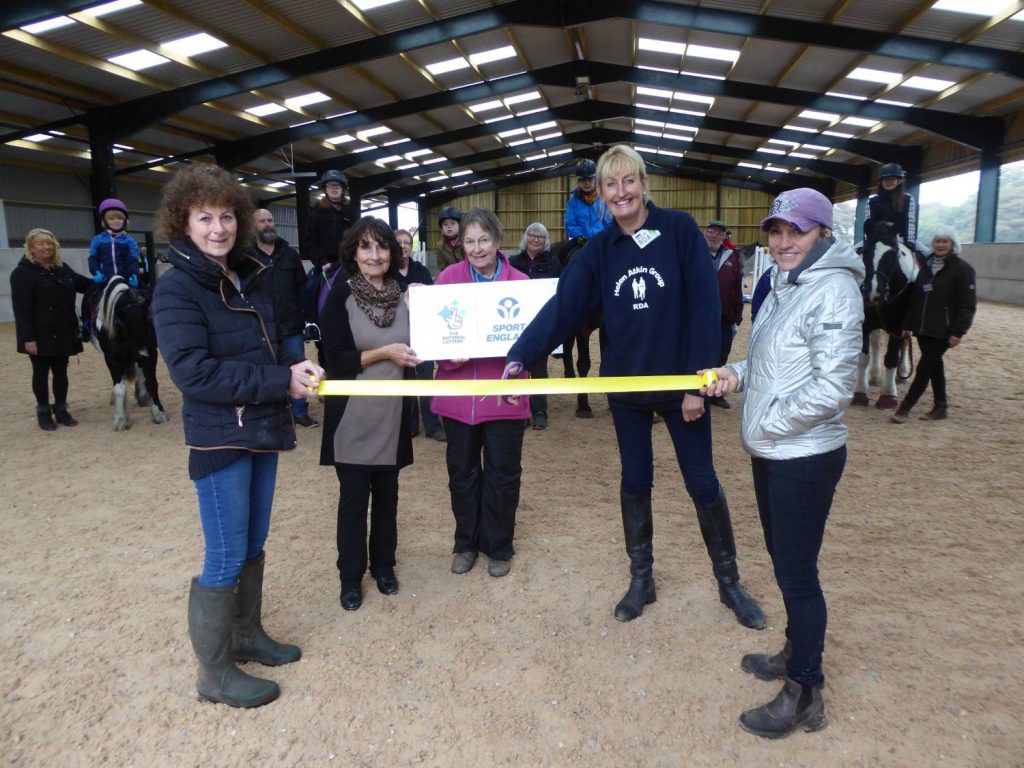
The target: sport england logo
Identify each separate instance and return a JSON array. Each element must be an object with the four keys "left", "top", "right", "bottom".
[
  {"left": 438, "top": 301, "right": 464, "bottom": 332},
  {"left": 496, "top": 297, "right": 520, "bottom": 319}
]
